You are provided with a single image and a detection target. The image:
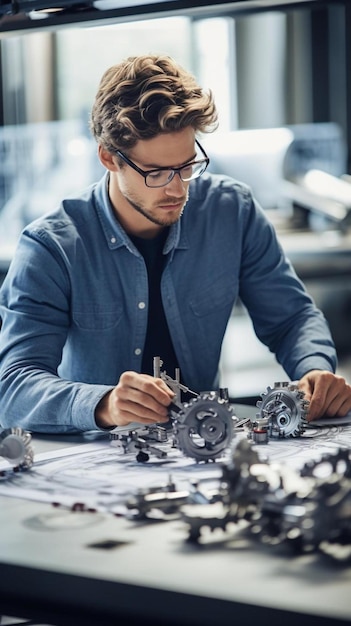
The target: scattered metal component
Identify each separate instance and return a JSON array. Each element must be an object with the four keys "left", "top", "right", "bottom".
[
  {"left": 171, "top": 392, "right": 235, "bottom": 462},
  {"left": 125, "top": 436, "right": 351, "bottom": 562},
  {"left": 251, "top": 447, "right": 351, "bottom": 559},
  {"left": 249, "top": 417, "right": 270, "bottom": 444},
  {"left": 142, "top": 424, "right": 168, "bottom": 443},
  {"left": 232, "top": 416, "right": 251, "bottom": 431},
  {"left": 110, "top": 388, "right": 236, "bottom": 464},
  {"left": 126, "top": 476, "right": 210, "bottom": 520},
  {"left": 112, "top": 361, "right": 310, "bottom": 463},
  {"left": 111, "top": 358, "right": 238, "bottom": 463},
  {"left": 159, "top": 357, "right": 237, "bottom": 462},
  {"left": 182, "top": 439, "right": 351, "bottom": 561},
  {"left": 0, "top": 427, "right": 34, "bottom": 475},
  {"left": 110, "top": 429, "right": 167, "bottom": 463},
  {"left": 153, "top": 356, "right": 197, "bottom": 407},
  {"left": 254, "top": 381, "right": 309, "bottom": 438}
]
